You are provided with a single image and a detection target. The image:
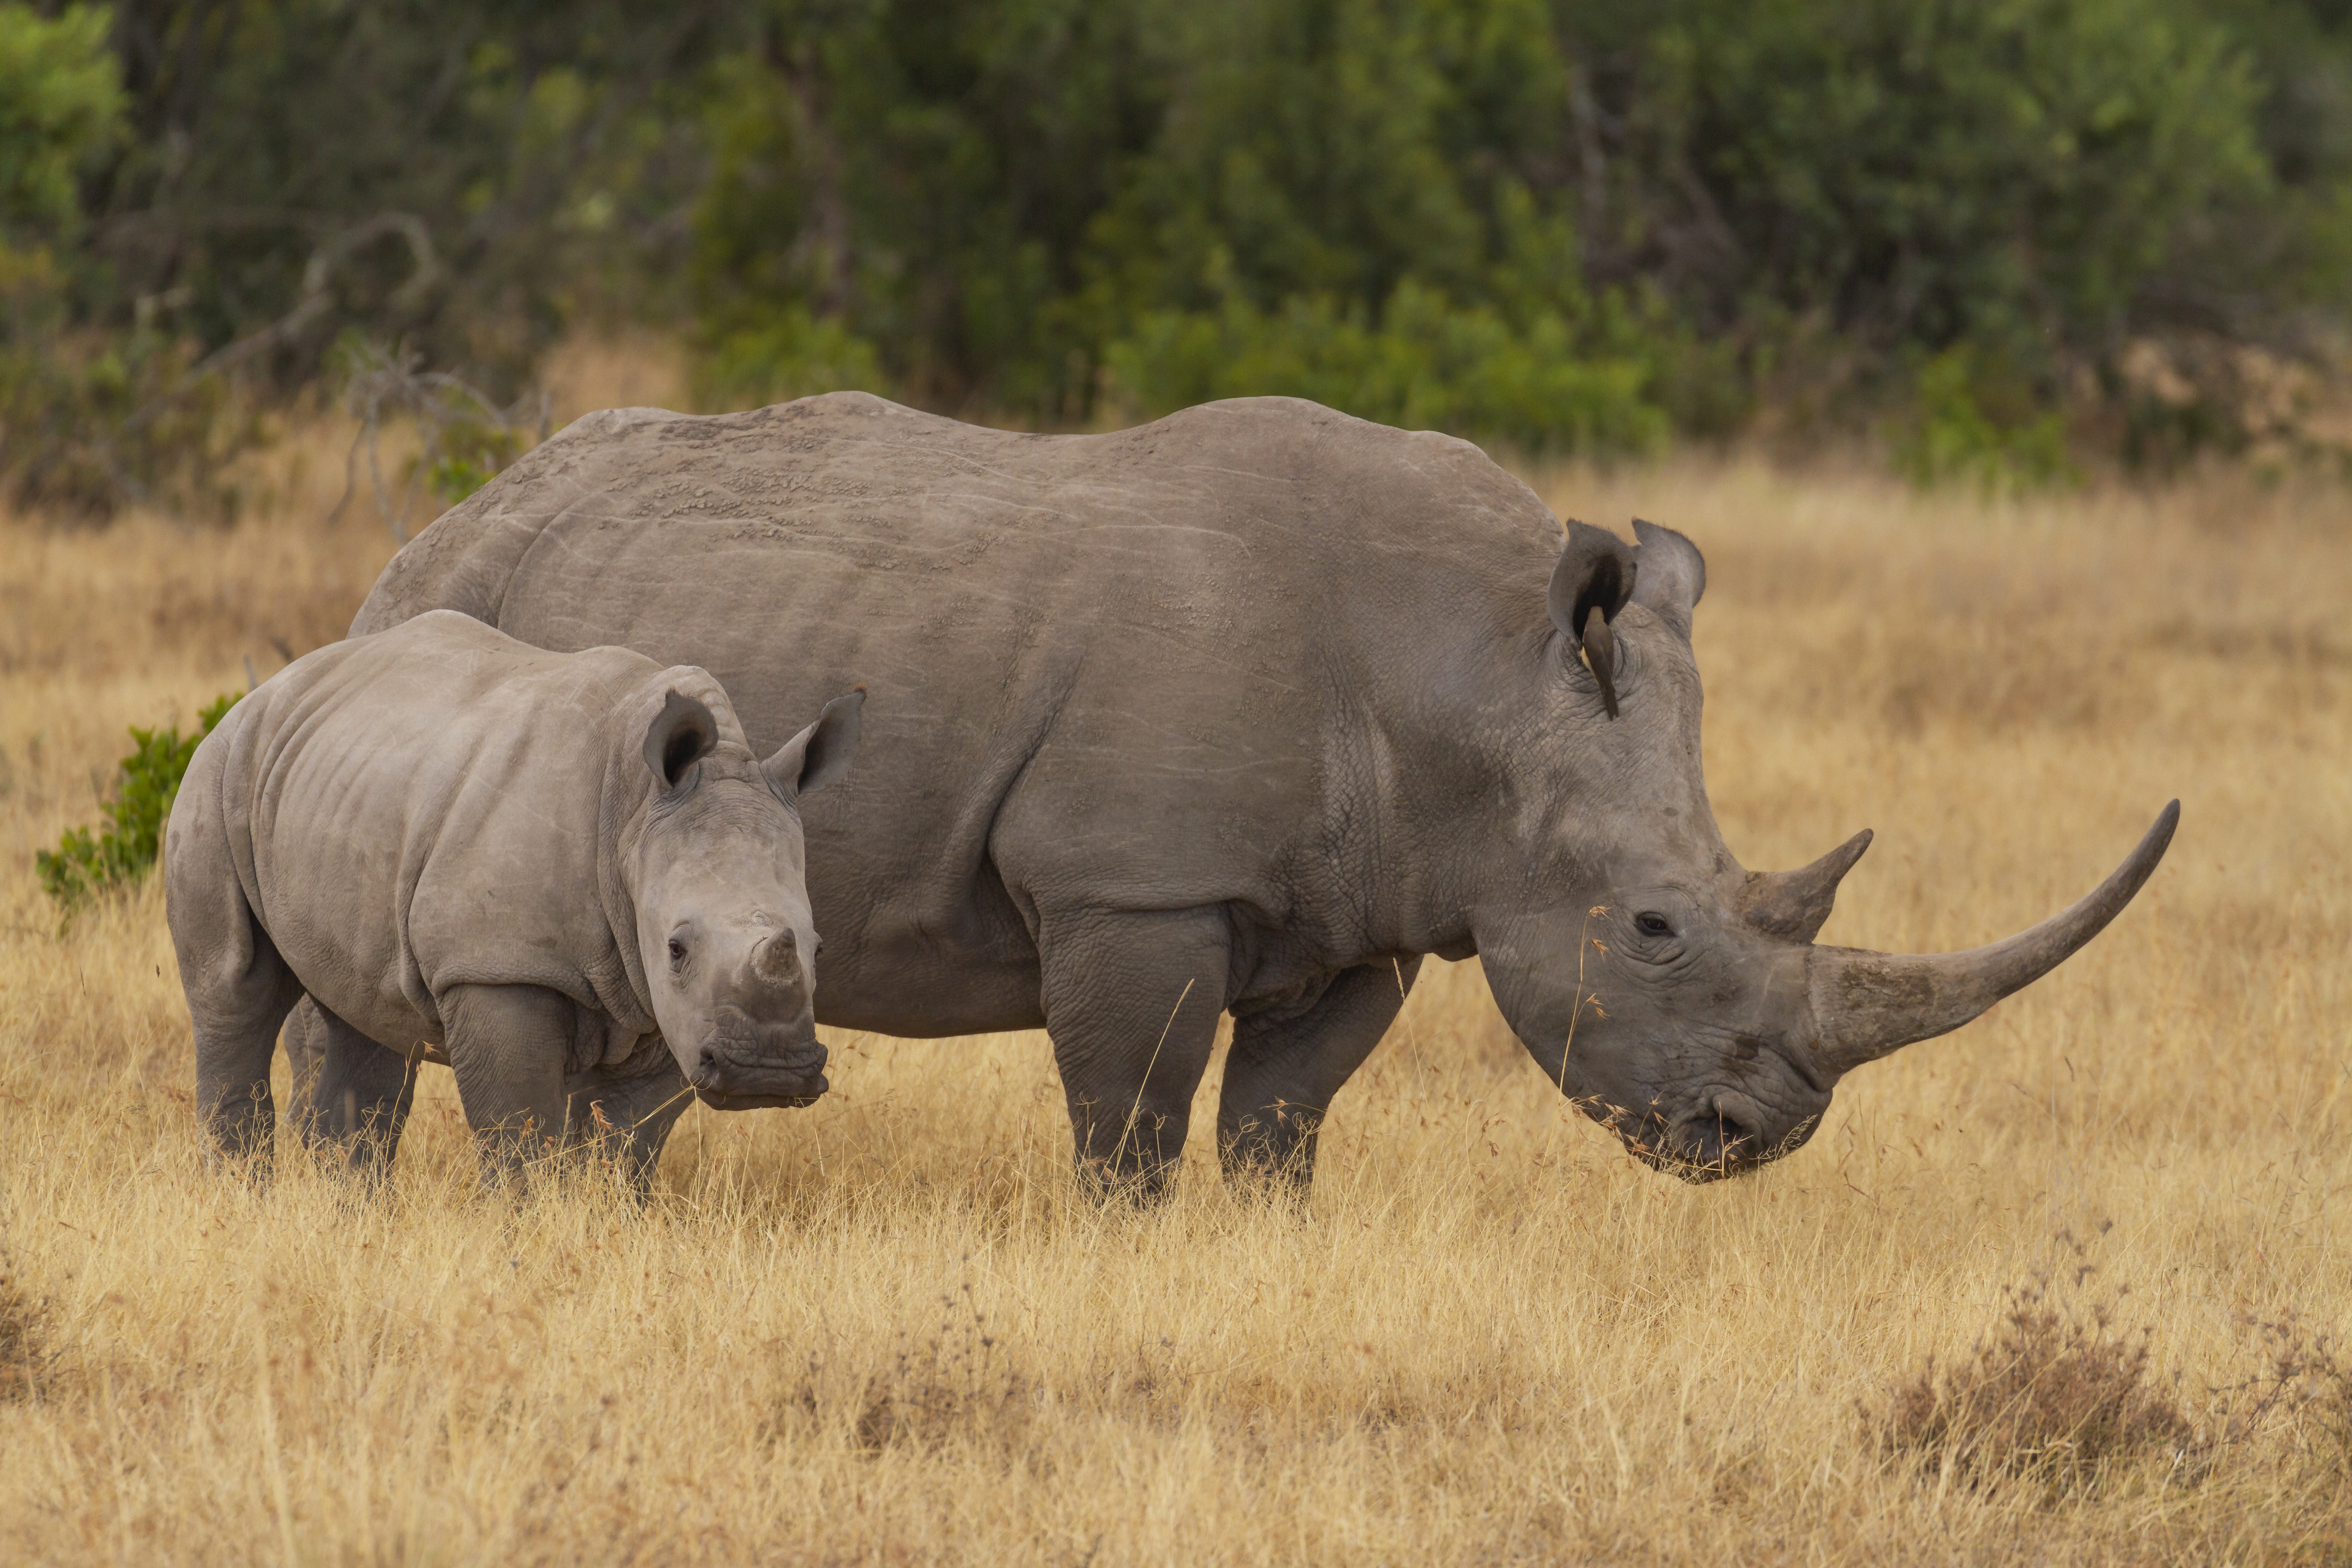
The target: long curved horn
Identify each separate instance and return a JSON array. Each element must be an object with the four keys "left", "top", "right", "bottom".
[
  {"left": 1809, "top": 802, "right": 2178, "bottom": 1077},
  {"left": 1742, "top": 829, "right": 1873, "bottom": 942}
]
